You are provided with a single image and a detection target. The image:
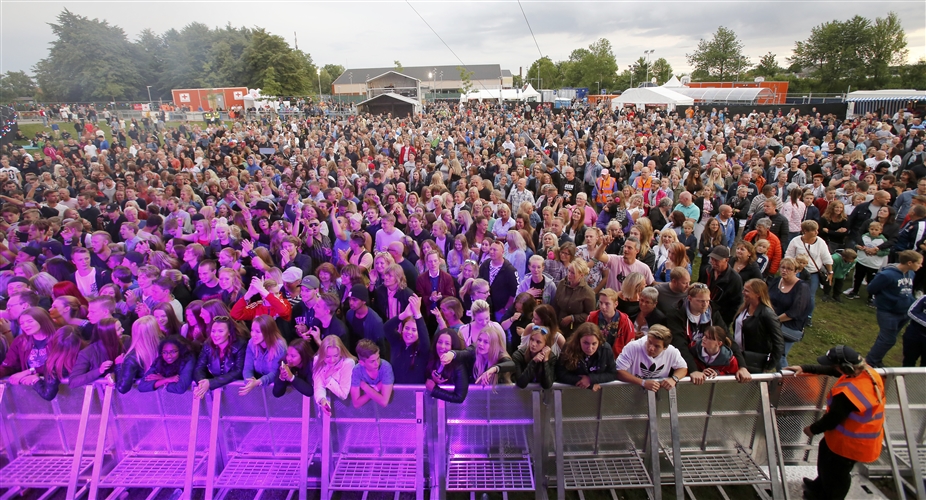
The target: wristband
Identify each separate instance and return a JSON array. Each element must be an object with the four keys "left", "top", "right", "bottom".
[{"left": 640, "top": 379, "right": 646, "bottom": 387}]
